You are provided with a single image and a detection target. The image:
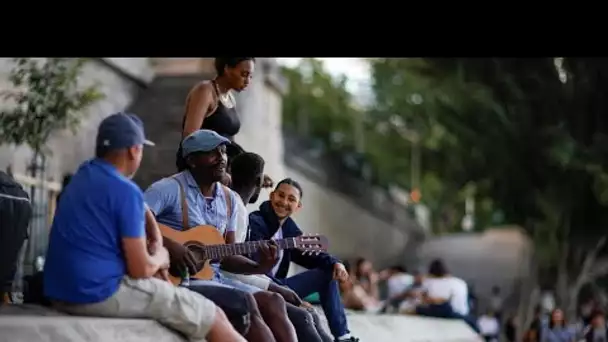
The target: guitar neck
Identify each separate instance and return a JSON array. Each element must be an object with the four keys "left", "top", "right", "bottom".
[{"left": 204, "top": 239, "right": 295, "bottom": 259}]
